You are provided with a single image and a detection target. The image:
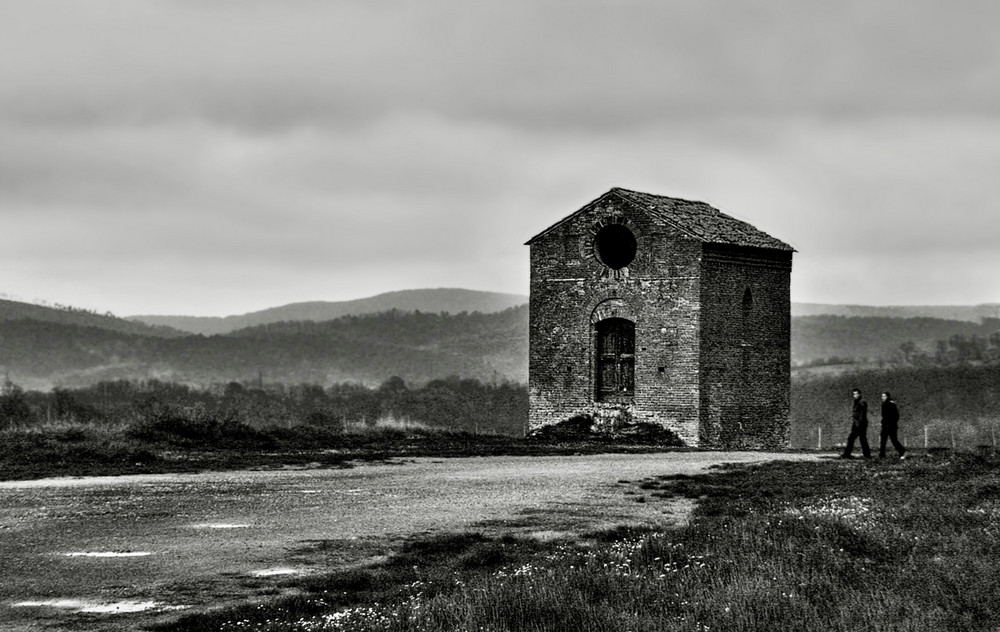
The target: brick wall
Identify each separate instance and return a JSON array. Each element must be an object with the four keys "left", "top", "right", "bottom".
[{"left": 699, "top": 245, "right": 792, "bottom": 449}]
